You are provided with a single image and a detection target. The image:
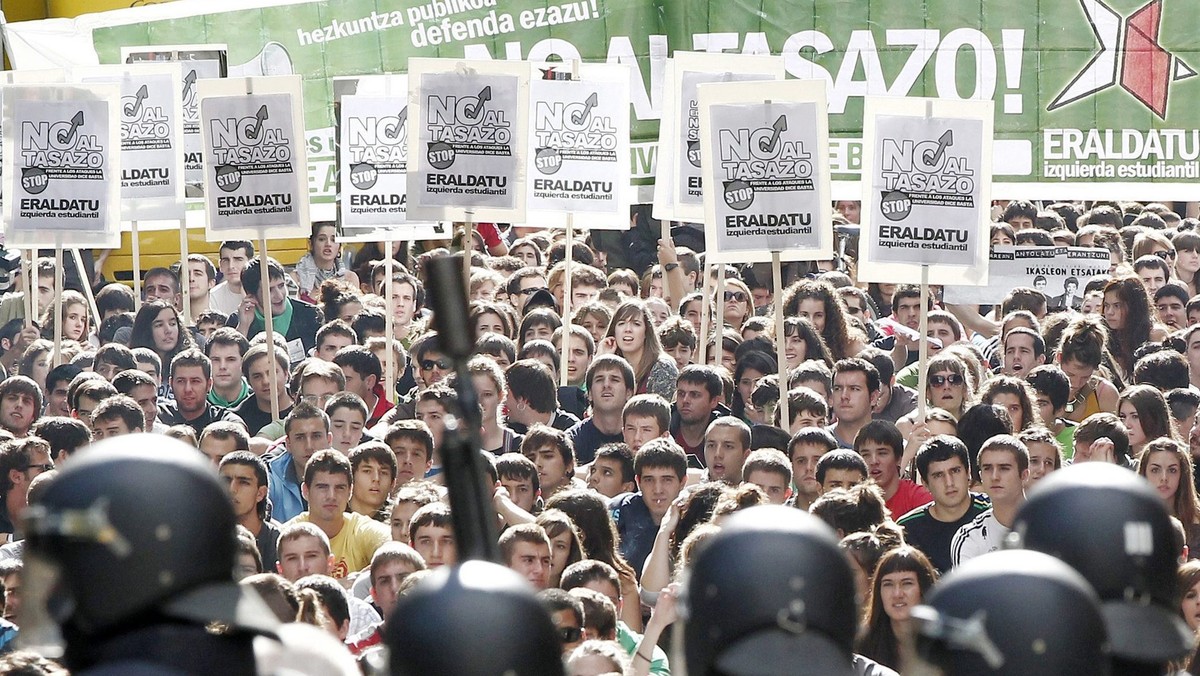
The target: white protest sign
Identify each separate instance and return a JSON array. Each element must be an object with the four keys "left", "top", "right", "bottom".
[
  {"left": 858, "top": 97, "right": 994, "bottom": 285},
  {"left": 123, "top": 45, "right": 227, "bottom": 199},
  {"left": 198, "top": 75, "right": 309, "bottom": 241},
  {"left": 943, "top": 246, "right": 1111, "bottom": 306},
  {"left": 655, "top": 52, "right": 785, "bottom": 223},
  {"left": 3, "top": 83, "right": 122, "bottom": 248},
  {"left": 526, "top": 62, "right": 631, "bottom": 229},
  {"left": 407, "top": 58, "right": 528, "bottom": 223},
  {"left": 0, "top": 70, "right": 68, "bottom": 217},
  {"left": 333, "top": 75, "right": 448, "bottom": 243},
  {"left": 699, "top": 79, "right": 832, "bottom": 263},
  {"left": 76, "top": 63, "right": 186, "bottom": 222}
]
